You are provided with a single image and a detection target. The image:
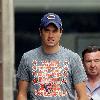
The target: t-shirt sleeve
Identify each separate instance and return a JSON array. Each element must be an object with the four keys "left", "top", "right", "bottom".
[
  {"left": 16, "top": 53, "right": 30, "bottom": 82},
  {"left": 70, "top": 53, "right": 87, "bottom": 85}
]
